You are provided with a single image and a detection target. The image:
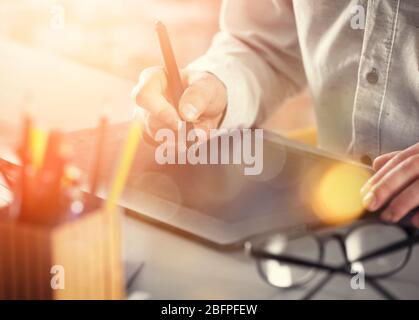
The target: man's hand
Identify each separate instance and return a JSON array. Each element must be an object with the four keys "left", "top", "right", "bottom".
[
  {"left": 361, "top": 143, "right": 419, "bottom": 227},
  {"left": 131, "top": 67, "right": 227, "bottom": 138}
]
